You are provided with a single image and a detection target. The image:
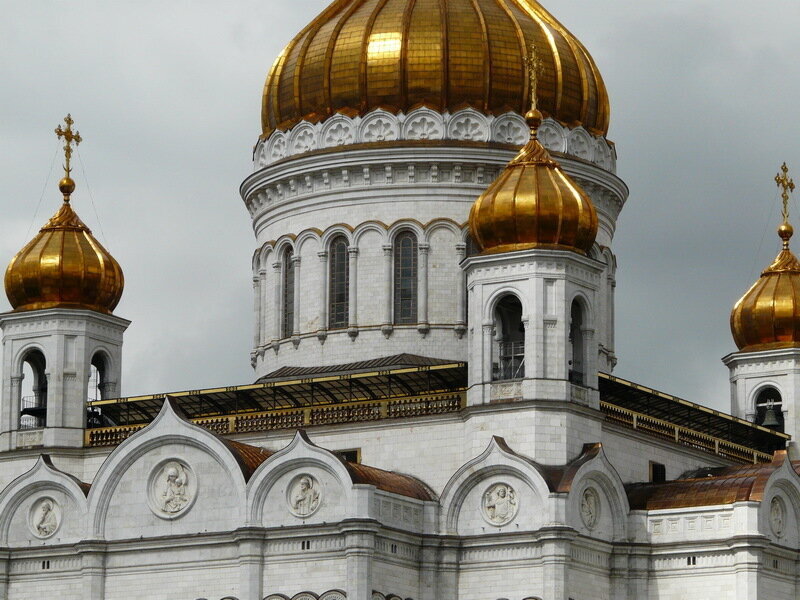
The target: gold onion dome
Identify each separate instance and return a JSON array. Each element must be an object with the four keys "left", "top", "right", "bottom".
[
  {"left": 4, "top": 115, "right": 124, "bottom": 315},
  {"left": 262, "top": 0, "right": 609, "bottom": 137},
  {"left": 468, "top": 108, "right": 598, "bottom": 254},
  {"left": 731, "top": 164, "right": 799, "bottom": 352}
]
